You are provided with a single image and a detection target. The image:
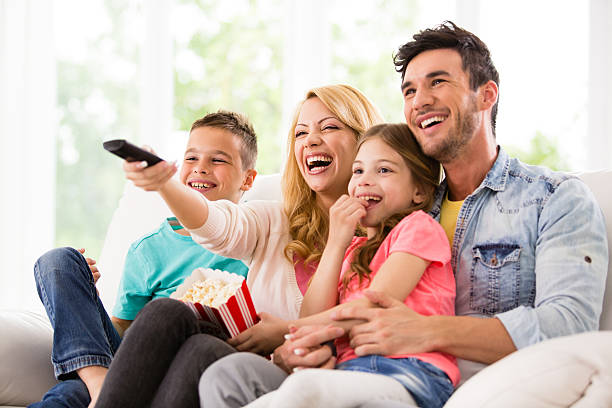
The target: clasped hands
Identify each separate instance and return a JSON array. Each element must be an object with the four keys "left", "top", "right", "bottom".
[{"left": 273, "top": 290, "right": 433, "bottom": 374}]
